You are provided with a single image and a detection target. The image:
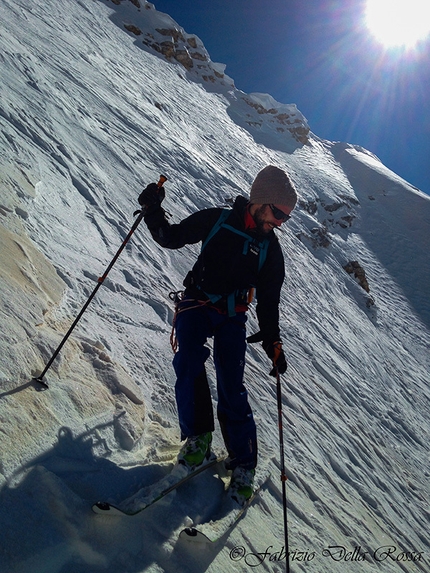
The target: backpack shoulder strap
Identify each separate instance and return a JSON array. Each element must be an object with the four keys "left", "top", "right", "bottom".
[
  {"left": 257, "top": 237, "right": 270, "bottom": 271},
  {"left": 201, "top": 209, "right": 230, "bottom": 252},
  {"left": 201, "top": 208, "right": 270, "bottom": 271}
]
